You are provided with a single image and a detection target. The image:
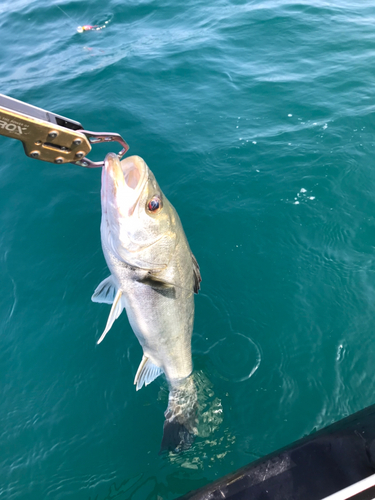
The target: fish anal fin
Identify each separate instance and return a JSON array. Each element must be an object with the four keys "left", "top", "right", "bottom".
[
  {"left": 191, "top": 253, "right": 202, "bottom": 294},
  {"left": 97, "top": 289, "right": 123, "bottom": 344},
  {"left": 92, "top": 276, "right": 117, "bottom": 304},
  {"left": 134, "top": 355, "right": 163, "bottom": 391}
]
